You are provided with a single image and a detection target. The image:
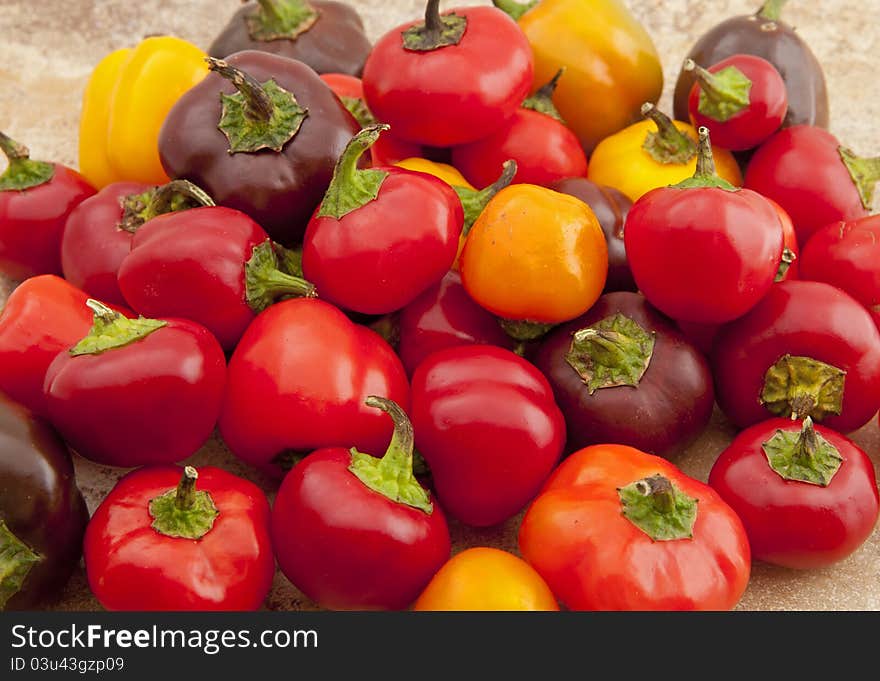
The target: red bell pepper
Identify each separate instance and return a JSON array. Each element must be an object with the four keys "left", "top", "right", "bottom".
[
  {"left": 302, "top": 125, "right": 462, "bottom": 315},
  {"left": 0, "top": 132, "right": 95, "bottom": 280},
  {"left": 411, "top": 345, "right": 566, "bottom": 526},
  {"left": 61, "top": 180, "right": 214, "bottom": 306},
  {"left": 44, "top": 300, "right": 226, "bottom": 467},
  {"left": 271, "top": 396, "right": 450, "bottom": 610},
  {"left": 219, "top": 298, "right": 409, "bottom": 477},
  {"left": 117, "top": 205, "right": 314, "bottom": 351},
  {"left": 84, "top": 465, "right": 274, "bottom": 611}
]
